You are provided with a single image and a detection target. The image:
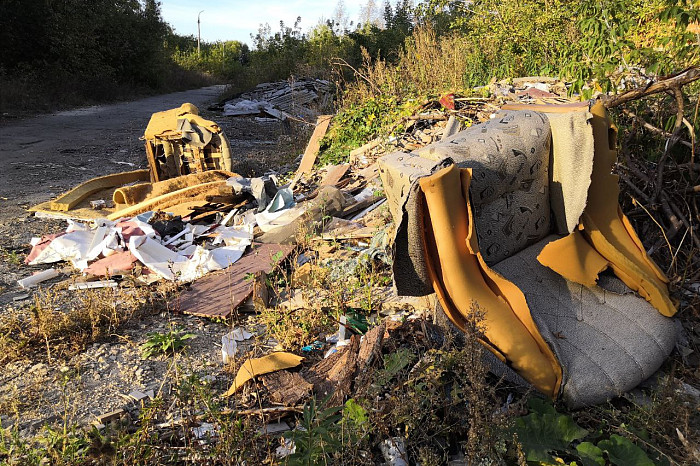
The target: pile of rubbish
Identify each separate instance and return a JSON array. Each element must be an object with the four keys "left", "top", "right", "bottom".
[
  {"left": 22, "top": 107, "right": 389, "bottom": 320},
  {"left": 221, "top": 78, "right": 333, "bottom": 121},
  {"left": 19, "top": 72, "right": 690, "bottom": 421}
]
